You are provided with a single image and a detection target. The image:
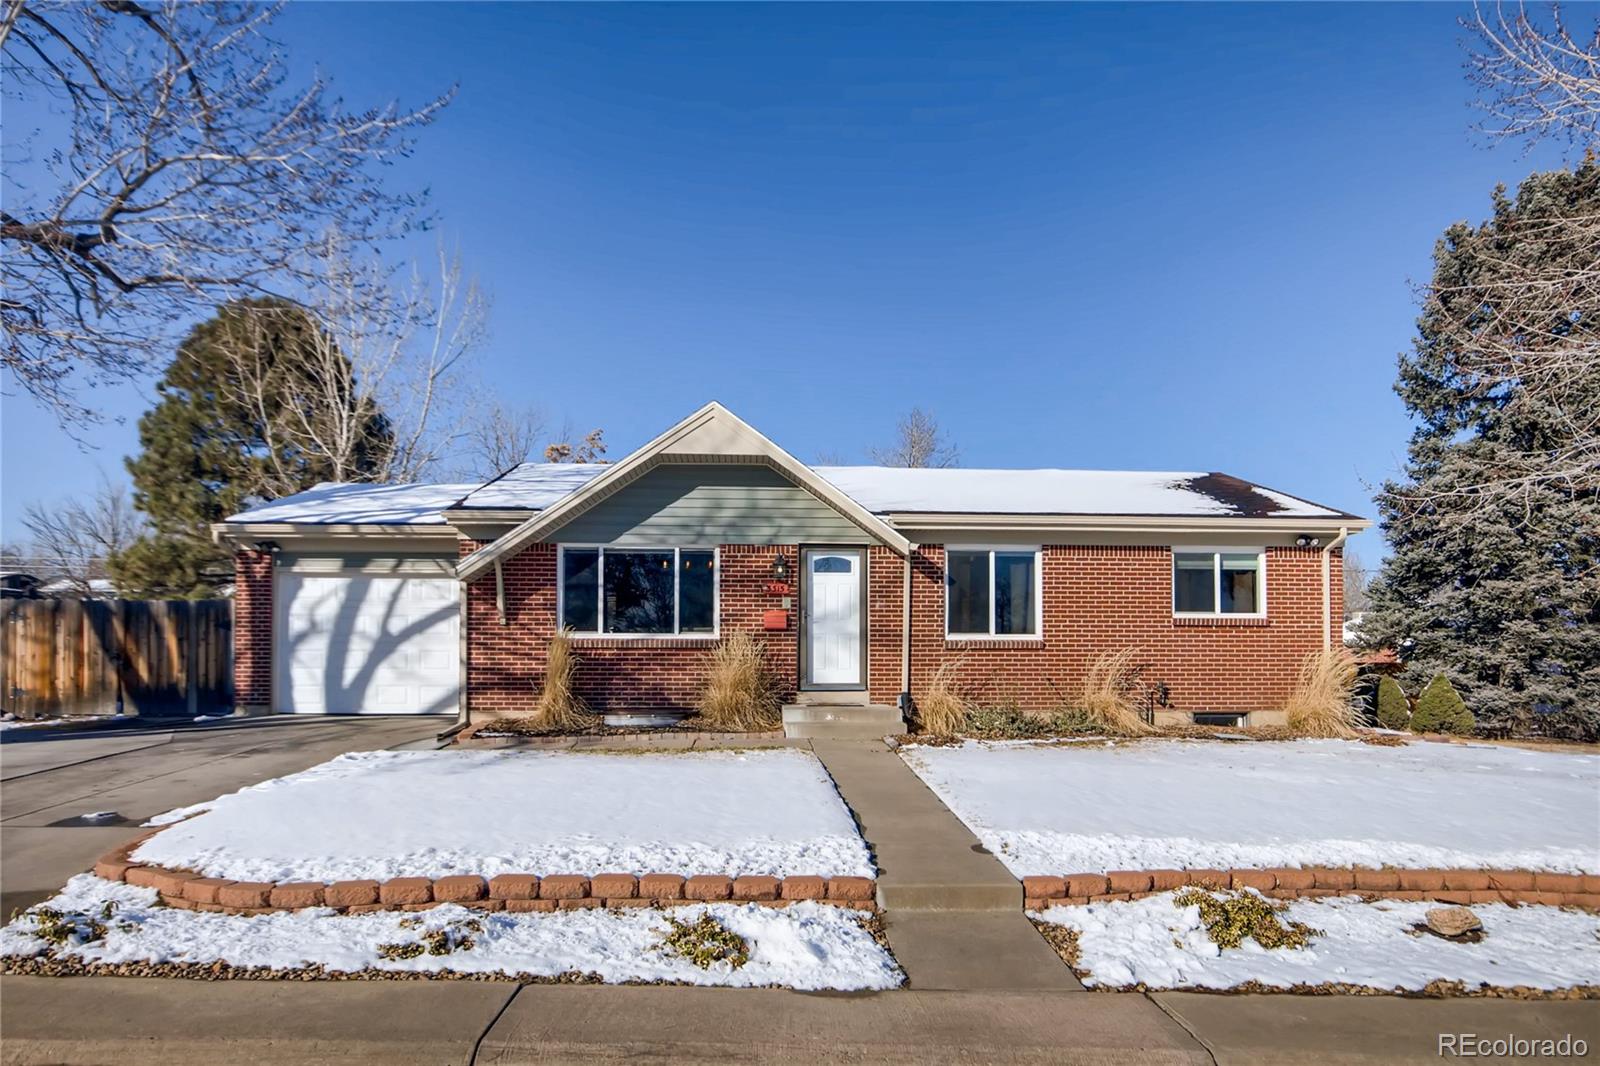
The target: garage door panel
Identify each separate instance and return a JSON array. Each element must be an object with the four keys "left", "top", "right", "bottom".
[{"left": 276, "top": 573, "right": 459, "bottom": 715}]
